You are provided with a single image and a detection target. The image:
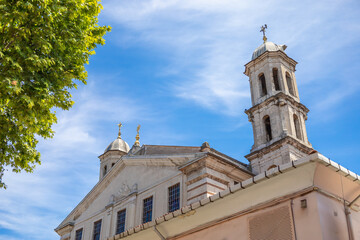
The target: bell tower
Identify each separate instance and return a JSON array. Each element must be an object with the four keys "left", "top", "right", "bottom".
[{"left": 244, "top": 26, "right": 313, "bottom": 174}]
